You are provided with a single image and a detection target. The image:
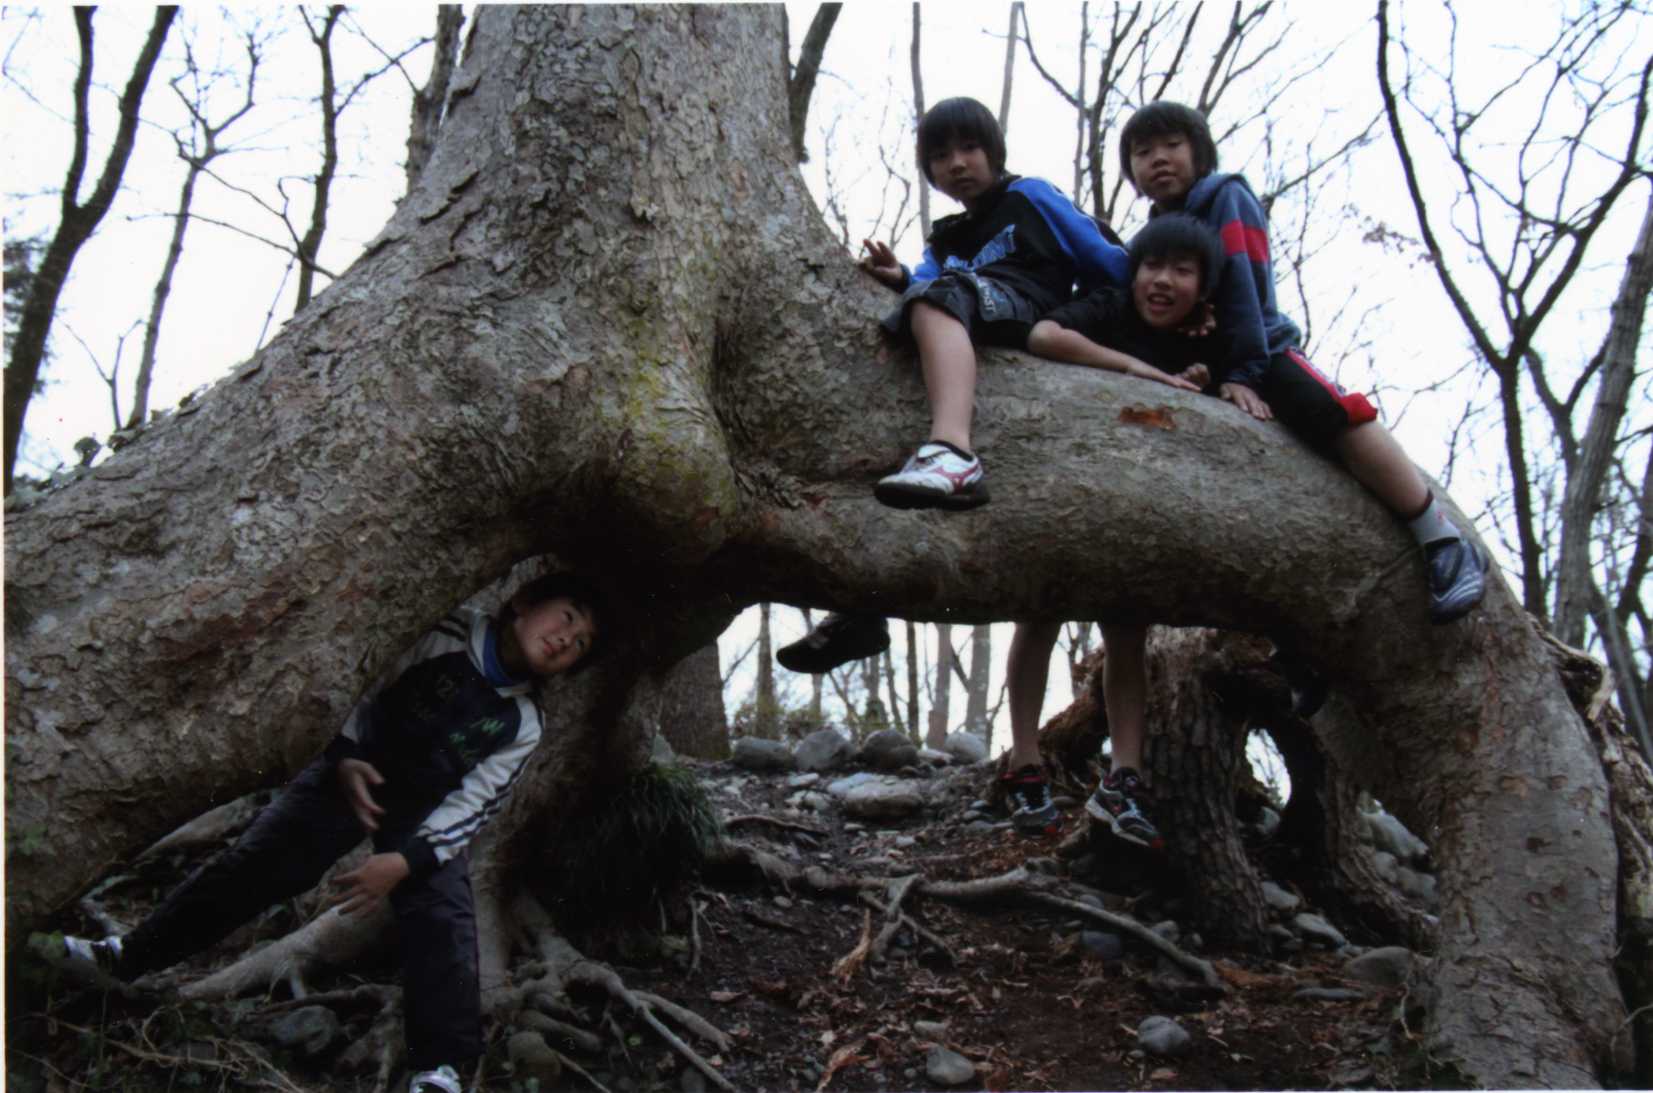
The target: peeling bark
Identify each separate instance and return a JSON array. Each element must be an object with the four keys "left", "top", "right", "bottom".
[{"left": 2, "top": 8, "right": 1629, "bottom": 1086}]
